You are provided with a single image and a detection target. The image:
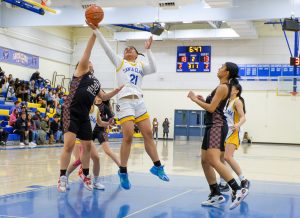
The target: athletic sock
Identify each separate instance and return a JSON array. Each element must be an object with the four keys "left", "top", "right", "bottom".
[
  {"left": 209, "top": 183, "right": 221, "bottom": 196},
  {"left": 83, "top": 168, "right": 89, "bottom": 177},
  {"left": 220, "top": 177, "right": 227, "bottom": 186},
  {"left": 227, "top": 178, "right": 241, "bottom": 192},
  {"left": 154, "top": 160, "right": 162, "bottom": 167},
  {"left": 119, "top": 166, "right": 127, "bottom": 174},
  {"left": 238, "top": 174, "right": 245, "bottom": 181},
  {"left": 60, "top": 169, "right": 67, "bottom": 177}
]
